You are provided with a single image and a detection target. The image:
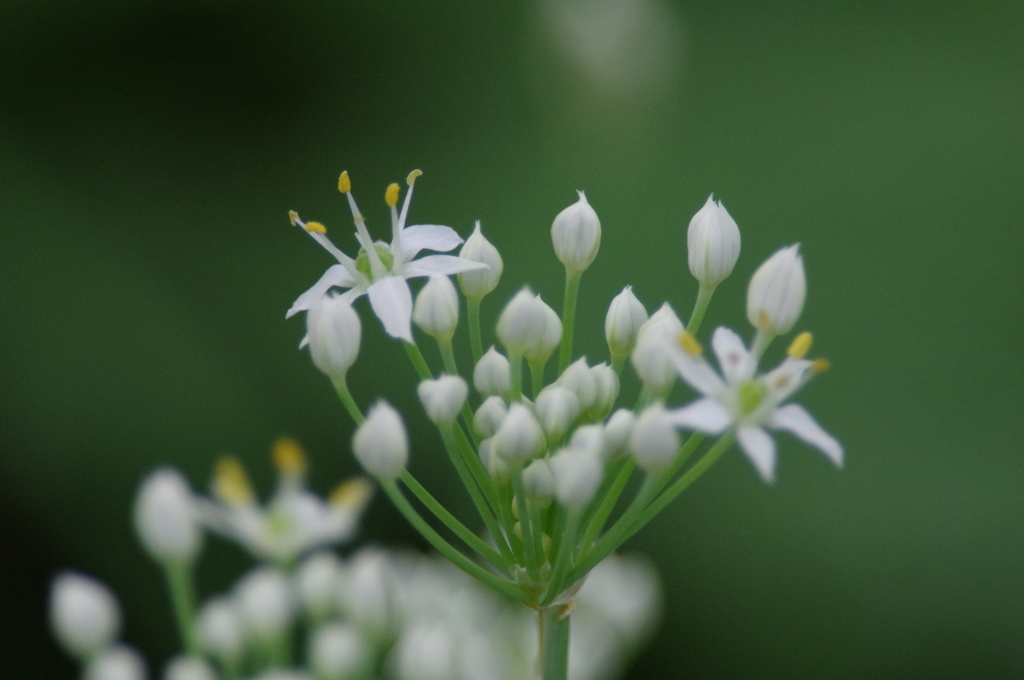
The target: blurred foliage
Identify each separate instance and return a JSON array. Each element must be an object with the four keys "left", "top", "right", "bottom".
[{"left": 1, "top": 0, "right": 1022, "bottom": 678}]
